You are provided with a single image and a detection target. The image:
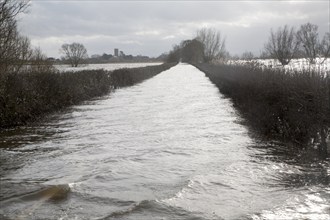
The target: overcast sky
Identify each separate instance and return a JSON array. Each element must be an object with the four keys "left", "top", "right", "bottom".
[{"left": 18, "top": 0, "right": 329, "bottom": 58}]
